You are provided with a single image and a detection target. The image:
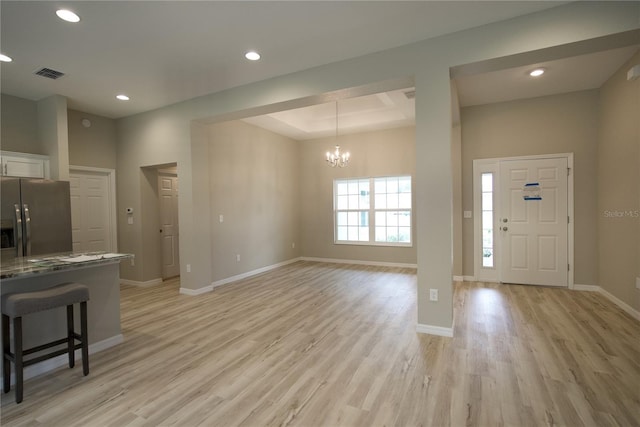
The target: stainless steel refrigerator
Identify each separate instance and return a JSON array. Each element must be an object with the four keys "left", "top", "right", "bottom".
[{"left": 1, "top": 177, "right": 72, "bottom": 261}]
